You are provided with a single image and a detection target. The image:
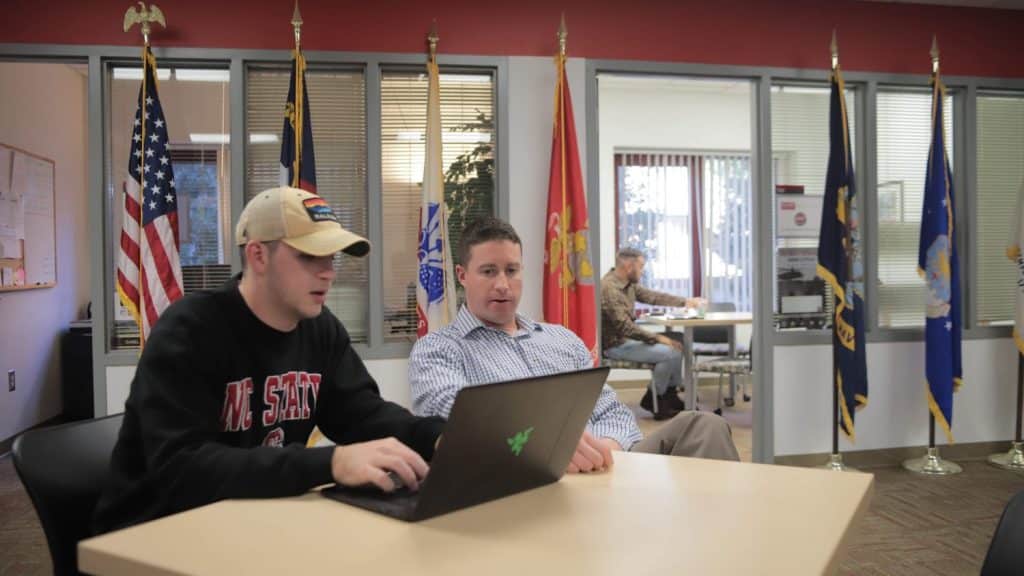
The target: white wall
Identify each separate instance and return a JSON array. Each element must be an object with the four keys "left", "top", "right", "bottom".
[
  {"left": 774, "top": 339, "right": 1019, "bottom": 456},
  {"left": 0, "top": 62, "right": 90, "bottom": 441},
  {"left": 597, "top": 76, "right": 752, "bottom": 270}
]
